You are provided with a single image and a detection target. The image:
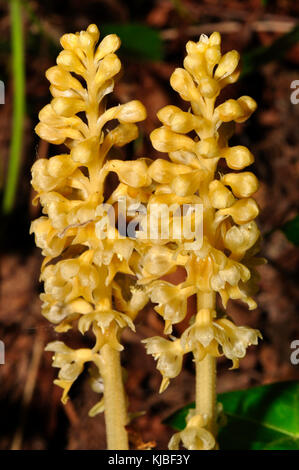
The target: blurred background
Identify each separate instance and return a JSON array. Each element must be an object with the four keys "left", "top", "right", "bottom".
[{"left": 0, "top": 0, "right": 299, "bottom": 450}]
